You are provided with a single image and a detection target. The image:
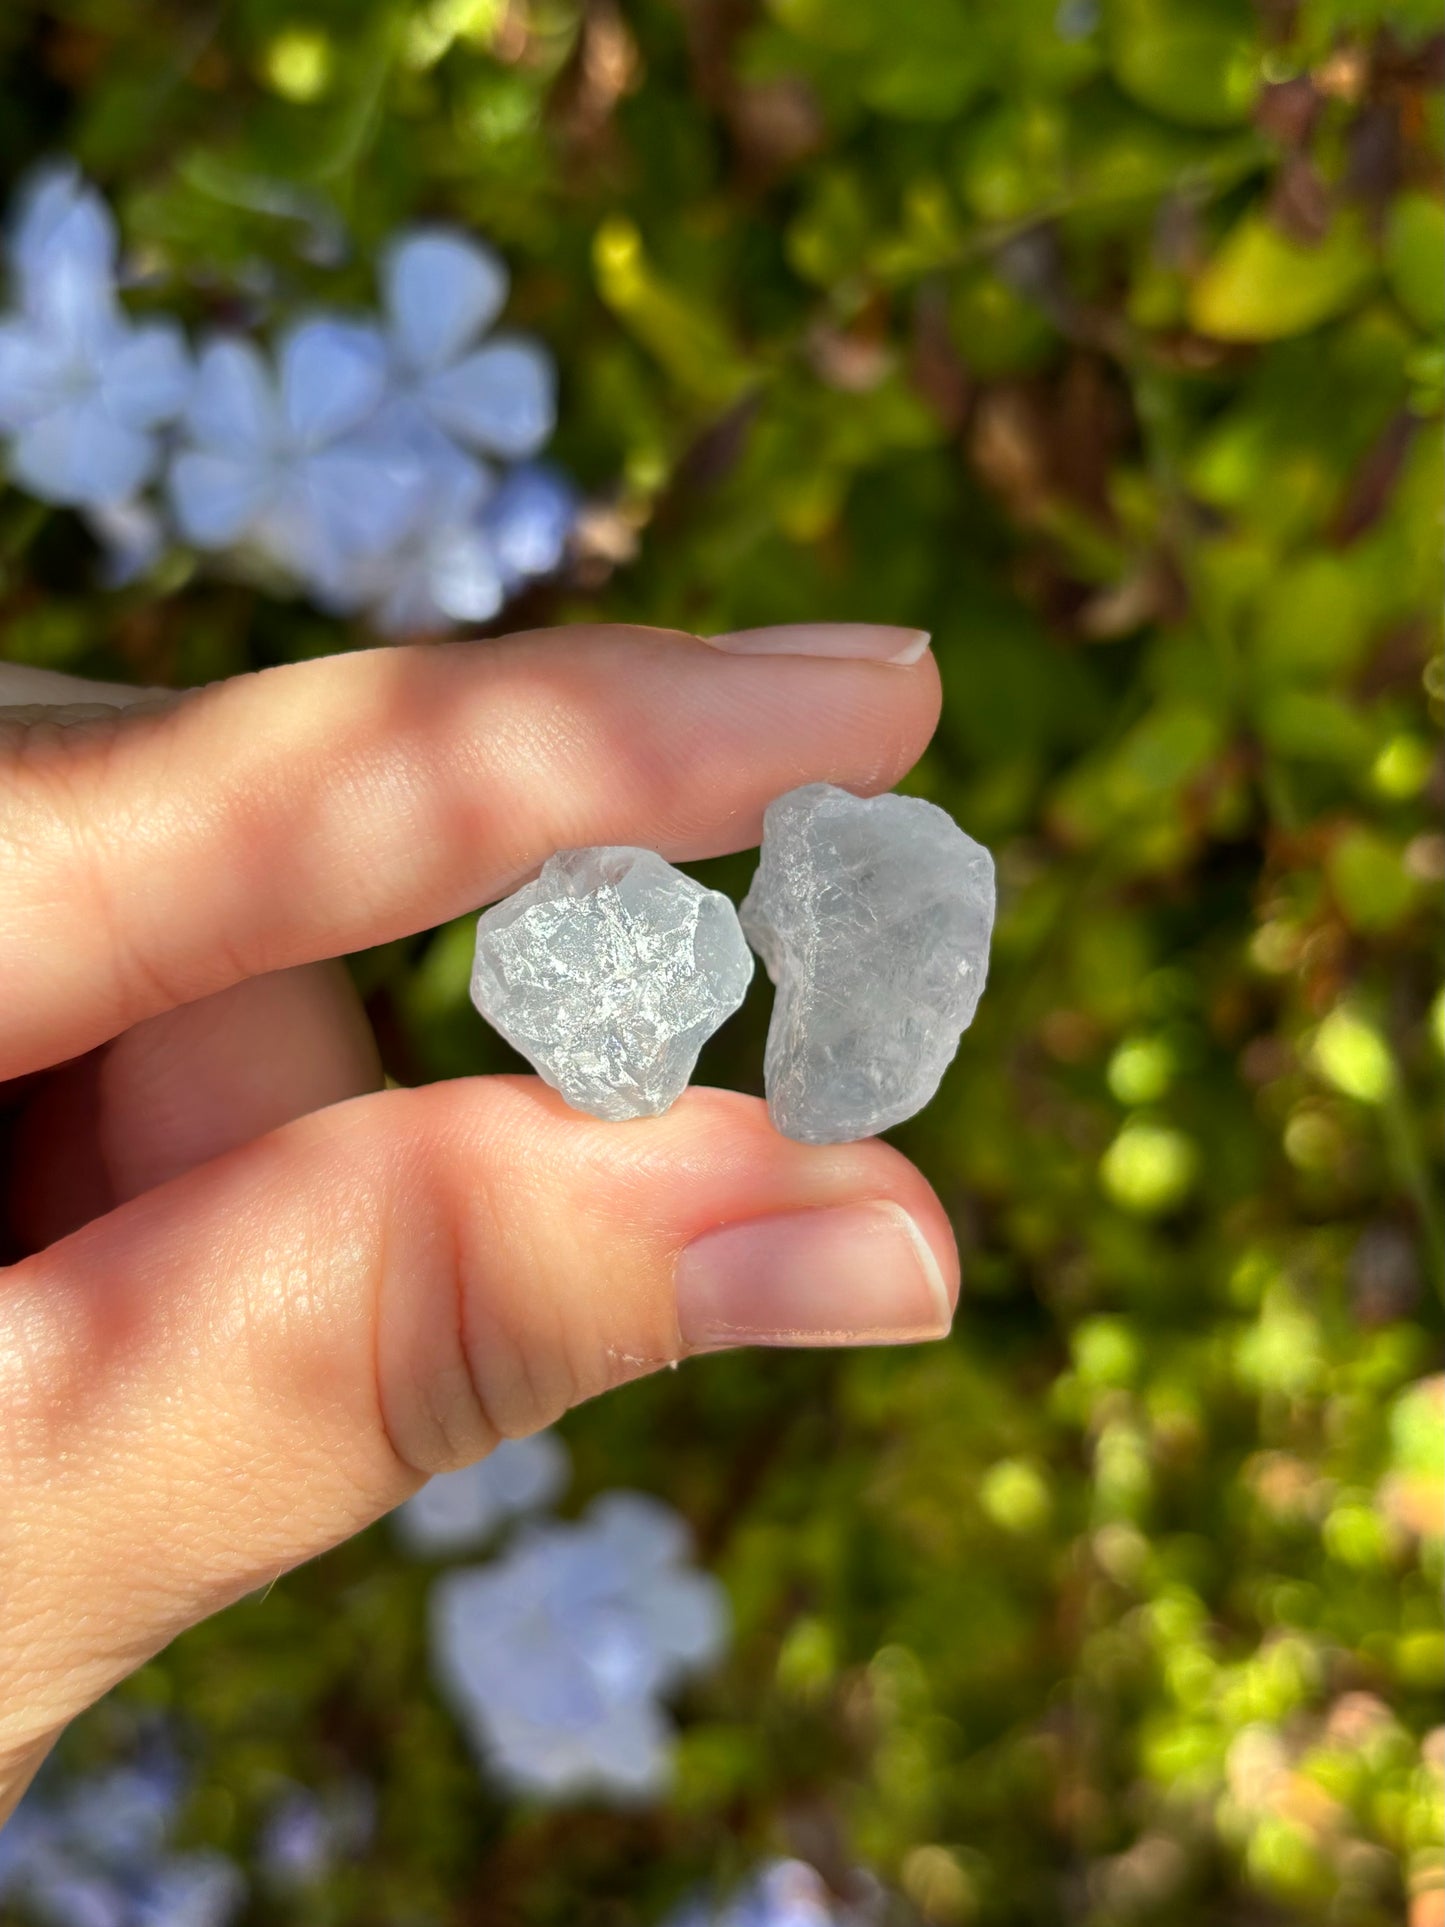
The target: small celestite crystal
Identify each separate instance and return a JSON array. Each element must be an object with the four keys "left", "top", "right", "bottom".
[
  {"left": 740, "top": 784, "right": 995, "bottom": 1145},
  {"left": 470, "top": 847, "right": 753, "bottom": 1121}
]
